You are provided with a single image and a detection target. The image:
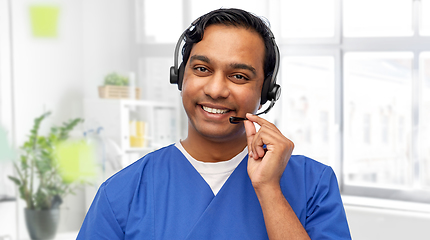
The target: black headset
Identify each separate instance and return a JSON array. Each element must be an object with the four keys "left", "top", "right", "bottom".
[{"left": 170, "top": 17, "right": 281, "bottom": 115}]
